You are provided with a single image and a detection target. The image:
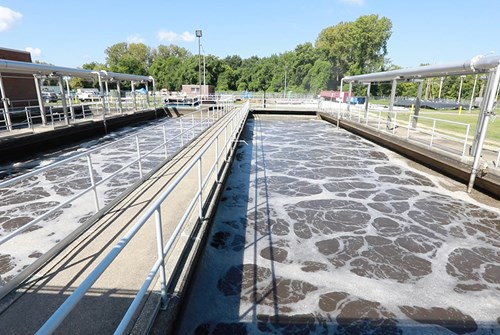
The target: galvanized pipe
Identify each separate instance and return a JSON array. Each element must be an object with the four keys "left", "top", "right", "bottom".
[
  {"left": 57, "top": 76, "right": 69, "bottom": 125},
  {"left": 33, "top": 75, "right": 47, "bottom": 125},
  {"left": 468, "top": 64, "right": 500, "bottom": 192},
  {"left": 343, "top": 54, "right": 500, "bottom": 83},
  {"left": 64, "top": 76, "right": 75, "bottom": 120}
]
